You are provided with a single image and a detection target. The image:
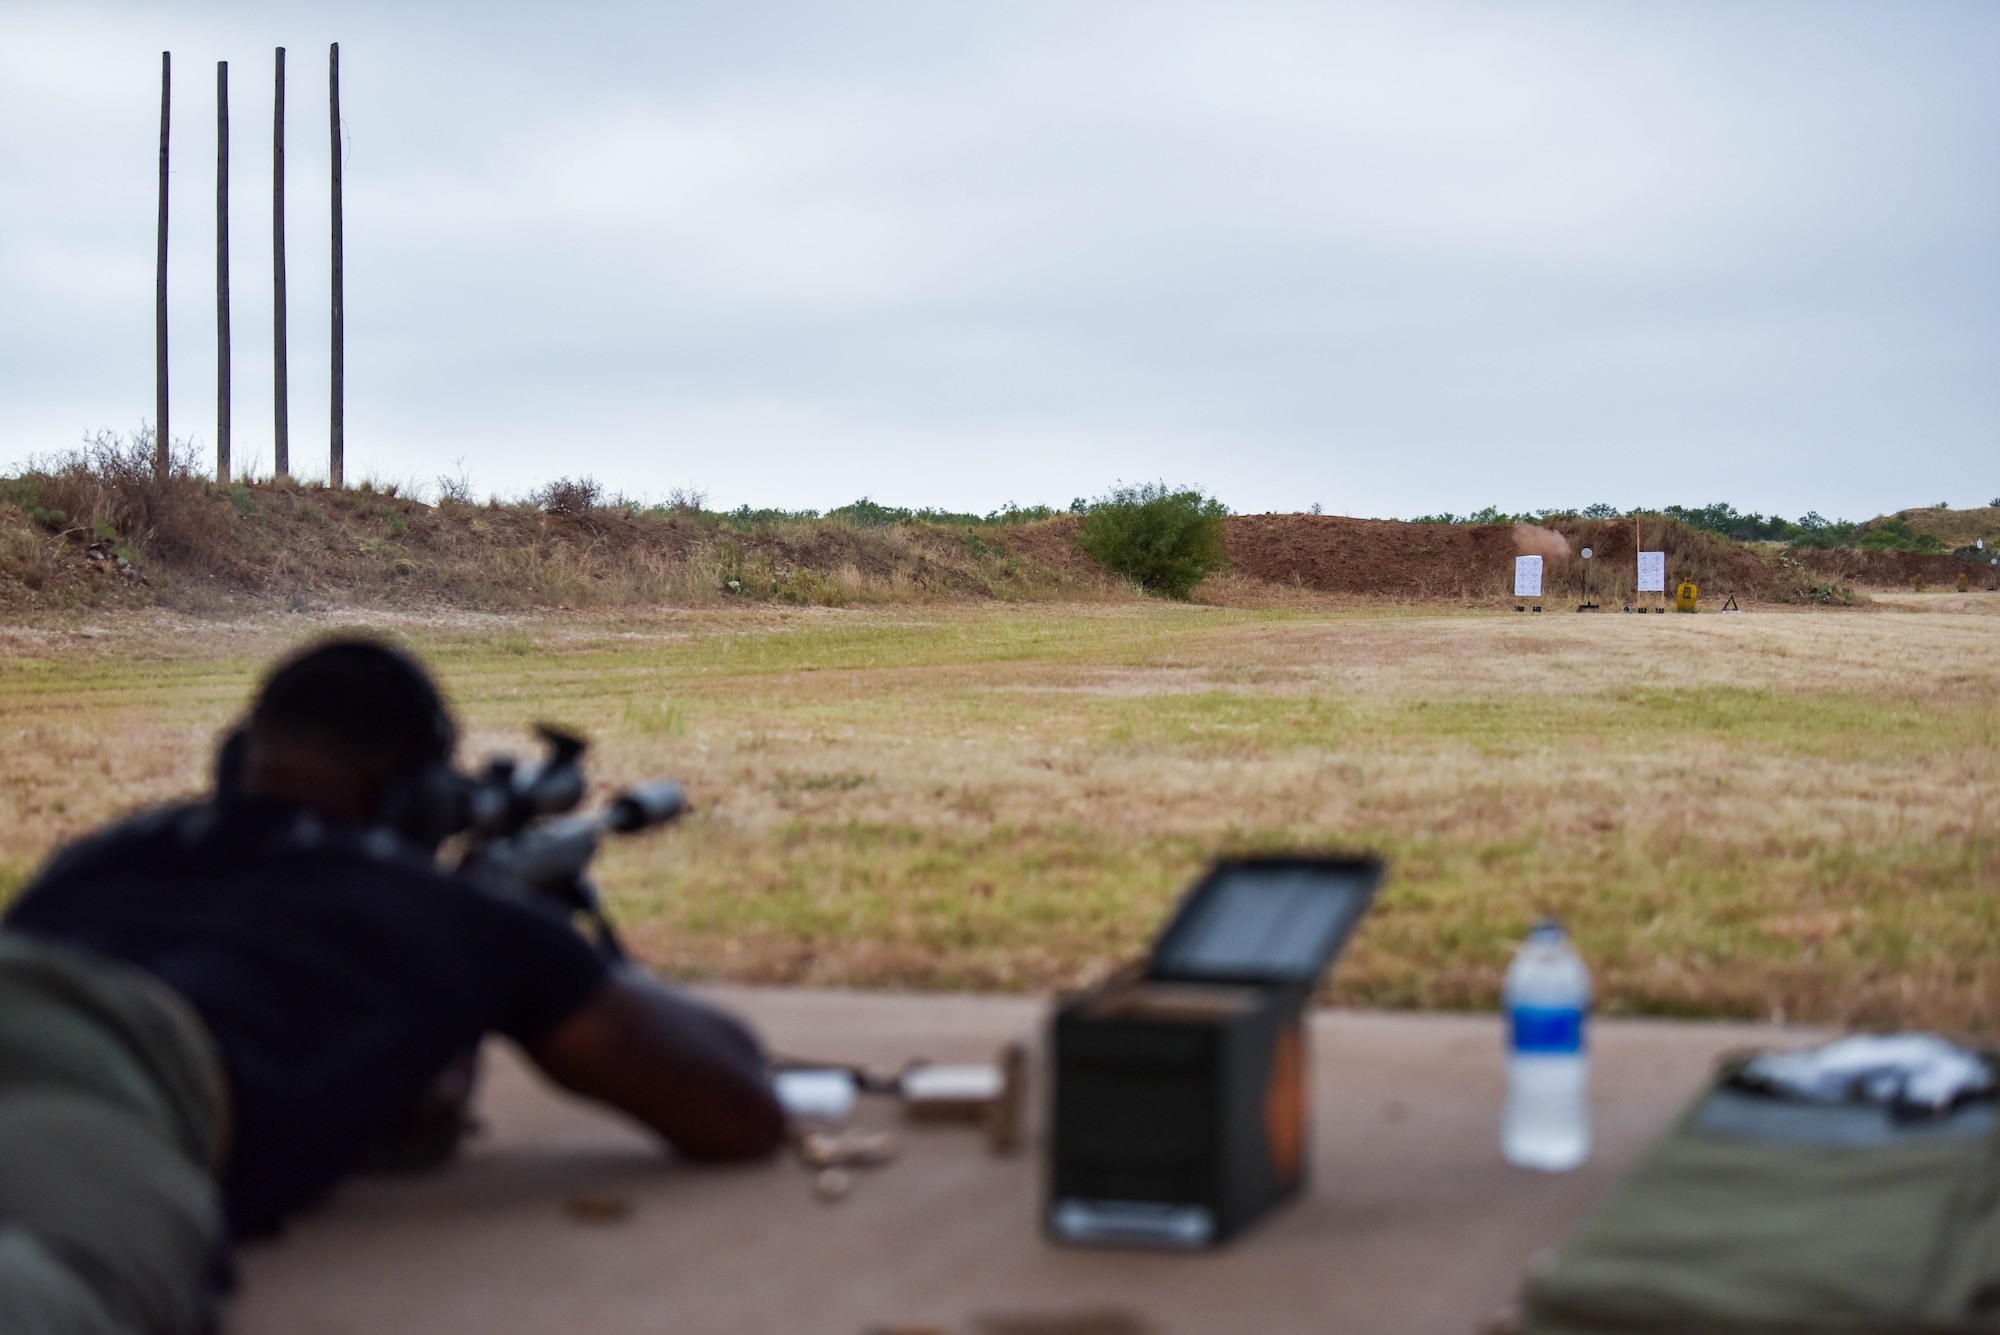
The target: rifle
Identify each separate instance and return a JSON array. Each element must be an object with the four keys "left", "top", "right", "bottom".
[
  {"left": 444, "top": 724, "right": 687, "bottom": 961},
  {"left": 363, "top": 724, "right": 686, "bottom": 1170}
]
